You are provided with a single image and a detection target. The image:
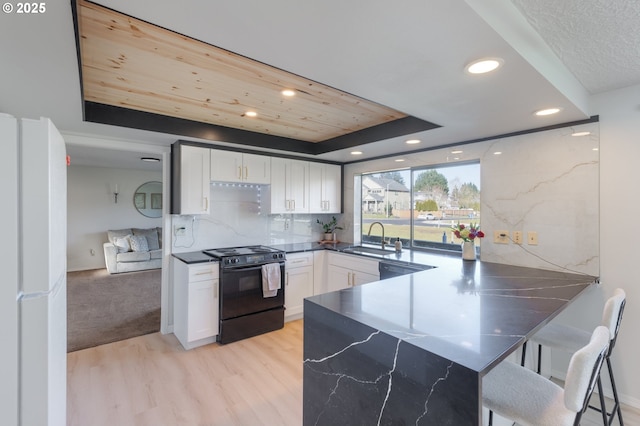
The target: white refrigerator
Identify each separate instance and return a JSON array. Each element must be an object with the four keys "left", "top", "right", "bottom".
[{"left": 1, "top": 114, "right": 67, "bottom": 426}]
